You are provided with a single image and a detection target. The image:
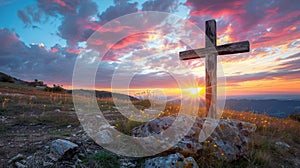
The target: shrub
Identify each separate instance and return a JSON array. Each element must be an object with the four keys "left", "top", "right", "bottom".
[
  {"left": 0, "top": 75, "right": 14, "bottom": 83},
  {"left": 44, "top": 84, "right": 65, "bottom": 93},
  {"left": 288, "top": 113, "right": 300, "bottom": 122},
  {"left": 84, "top": 150, "right": 120, "bottom": 168}
]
